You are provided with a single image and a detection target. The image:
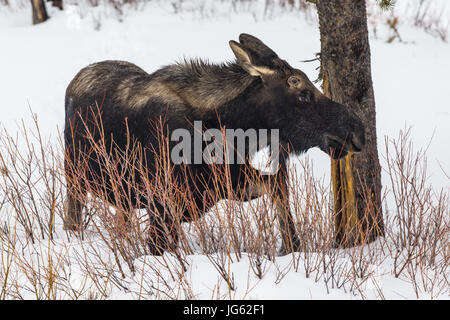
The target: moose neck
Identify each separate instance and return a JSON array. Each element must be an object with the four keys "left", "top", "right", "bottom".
[
  {"left": 164, "top": 60, "right": 256, "bottom": 110},
  {"left": 201, "top": 78, "right": 264, "bottom": 131}
]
